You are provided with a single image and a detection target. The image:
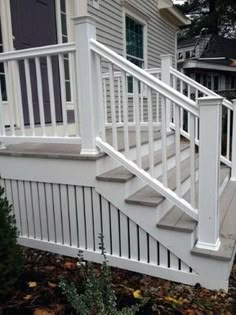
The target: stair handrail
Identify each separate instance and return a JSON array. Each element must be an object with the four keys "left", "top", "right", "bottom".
[
  {"left": 170, "top": 67, "right": 233, "bottom": 110},
  {"left": 91, "top": 39, "right": 198, "bottom": 117}
]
